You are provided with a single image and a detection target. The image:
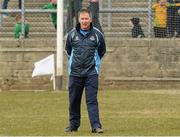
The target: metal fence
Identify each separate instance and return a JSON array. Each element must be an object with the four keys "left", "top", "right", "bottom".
[
  {"left": 0, "top": 0, "right": 57, "bottom": 39},
  {"left": 99, "top": 0, "right": 180, "bottom": 38},
  {"left": 99, "top": 0, "right": 152, "bottom": 38},
  {"left": 0, "top": 0, "right": 180, "bottom": 38}
]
